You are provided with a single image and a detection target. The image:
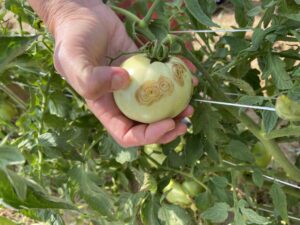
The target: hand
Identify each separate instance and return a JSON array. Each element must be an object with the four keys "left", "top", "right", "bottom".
[{"left": 29, "top": 0, "right": 195, "bottom": 147}]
